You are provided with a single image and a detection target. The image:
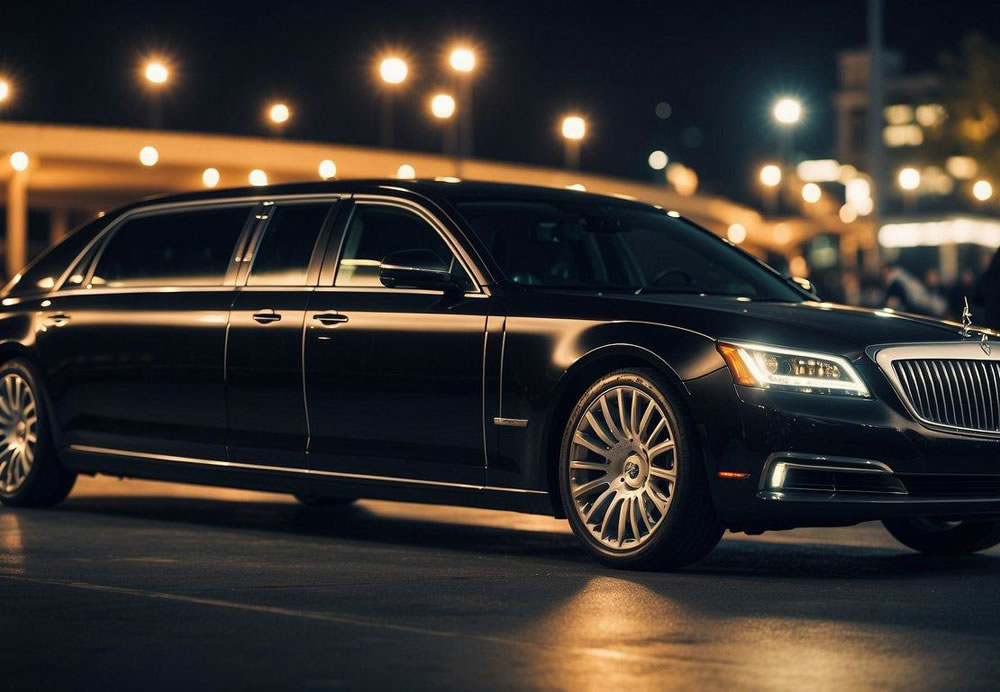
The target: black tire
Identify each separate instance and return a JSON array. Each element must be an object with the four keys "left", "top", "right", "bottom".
[
  {"left": 558, "top": 368, "right": 723, "bottom": 570},
  {"left": 294, "top": 494, "right": 356, "bottom": 508},
  {"left": 883, "top": 518, "right": 1000, "bottom": 556},
  {"left": 0, "top": 358, "right": 76, "bottom": 508}
]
